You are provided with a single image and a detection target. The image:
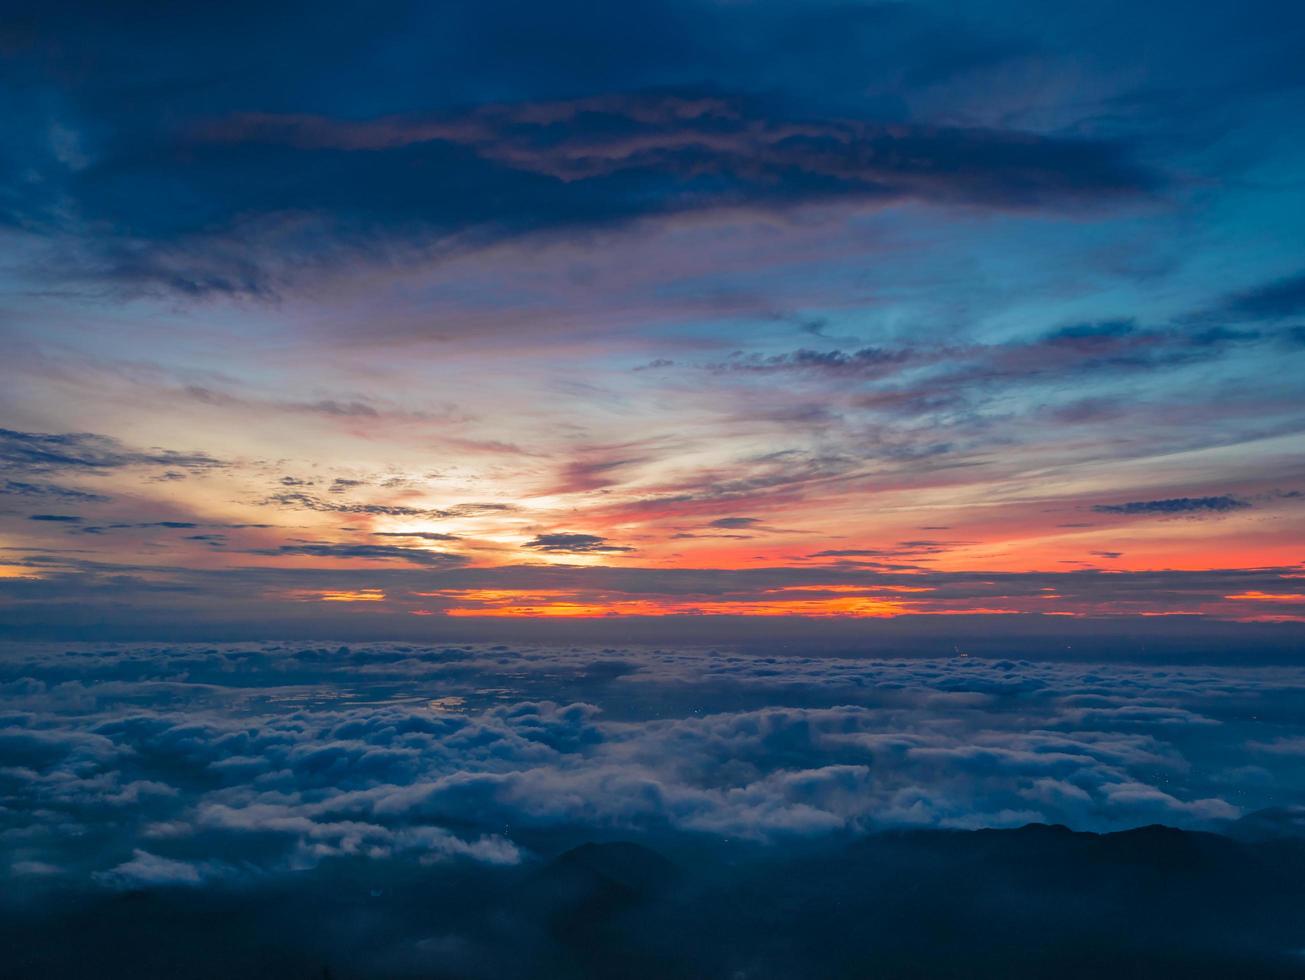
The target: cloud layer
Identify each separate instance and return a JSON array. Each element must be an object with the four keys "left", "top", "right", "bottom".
[{"left": 6, "top": 641, "right": 1305, "bottom": 890}]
